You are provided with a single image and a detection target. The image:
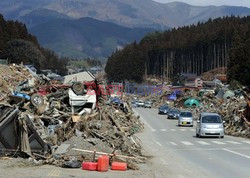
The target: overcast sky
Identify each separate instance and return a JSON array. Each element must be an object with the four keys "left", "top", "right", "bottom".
[{"left": 153, "top": 0, "right": 250, "bottom": 8}]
